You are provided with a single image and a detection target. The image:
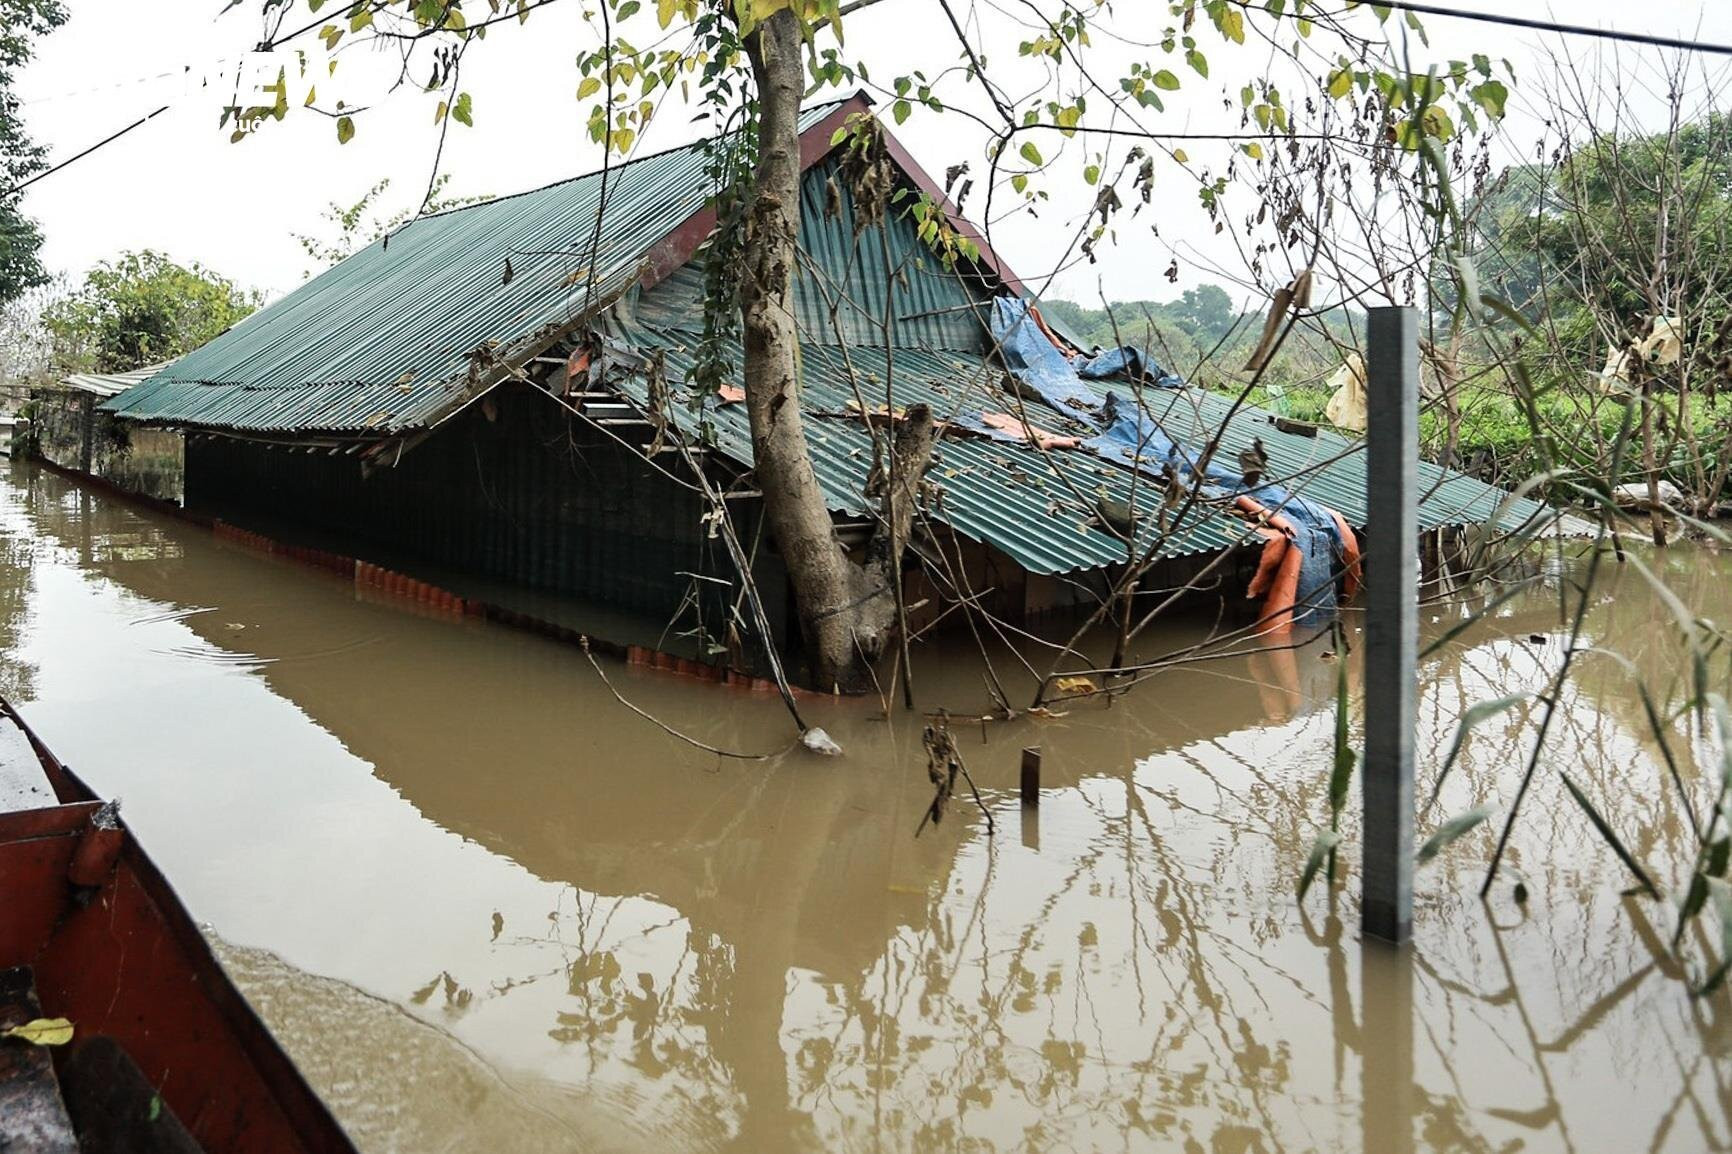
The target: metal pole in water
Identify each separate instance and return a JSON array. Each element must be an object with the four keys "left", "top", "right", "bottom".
[
  {"left": 1020, "top": 746, "right": 1042, "bottom": 807},
  {"left": 1363, "top": 306, "right": 1418, "bottom": 945}
]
